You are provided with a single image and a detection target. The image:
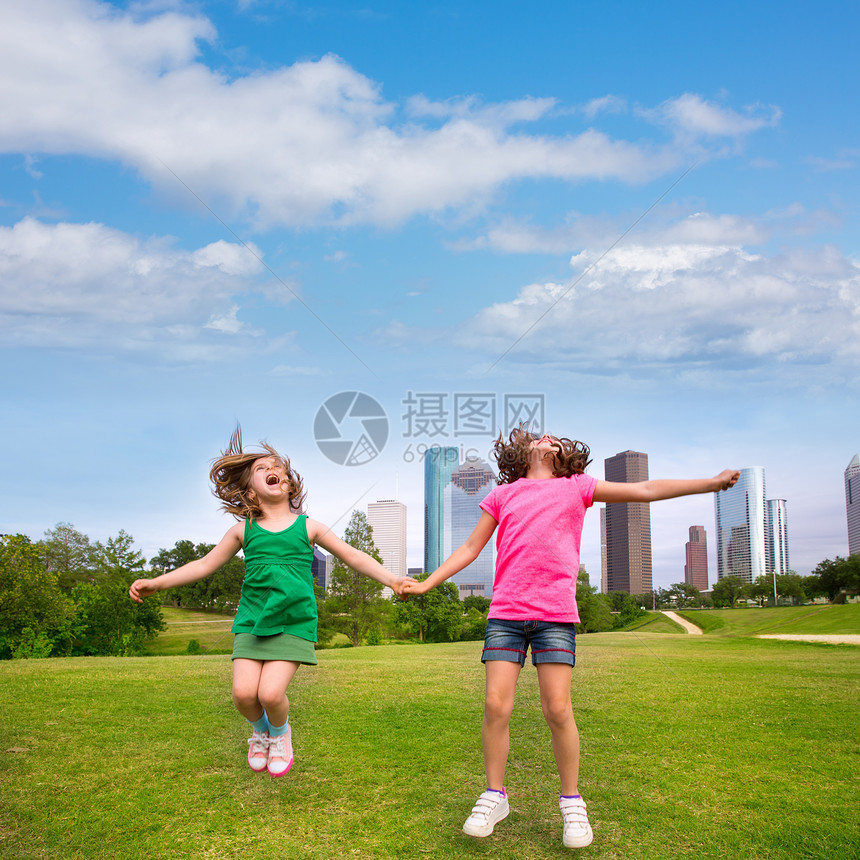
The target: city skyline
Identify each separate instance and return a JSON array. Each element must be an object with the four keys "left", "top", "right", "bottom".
[{"left": 2, "top": 2, "right": 857, "bottom": 590}]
